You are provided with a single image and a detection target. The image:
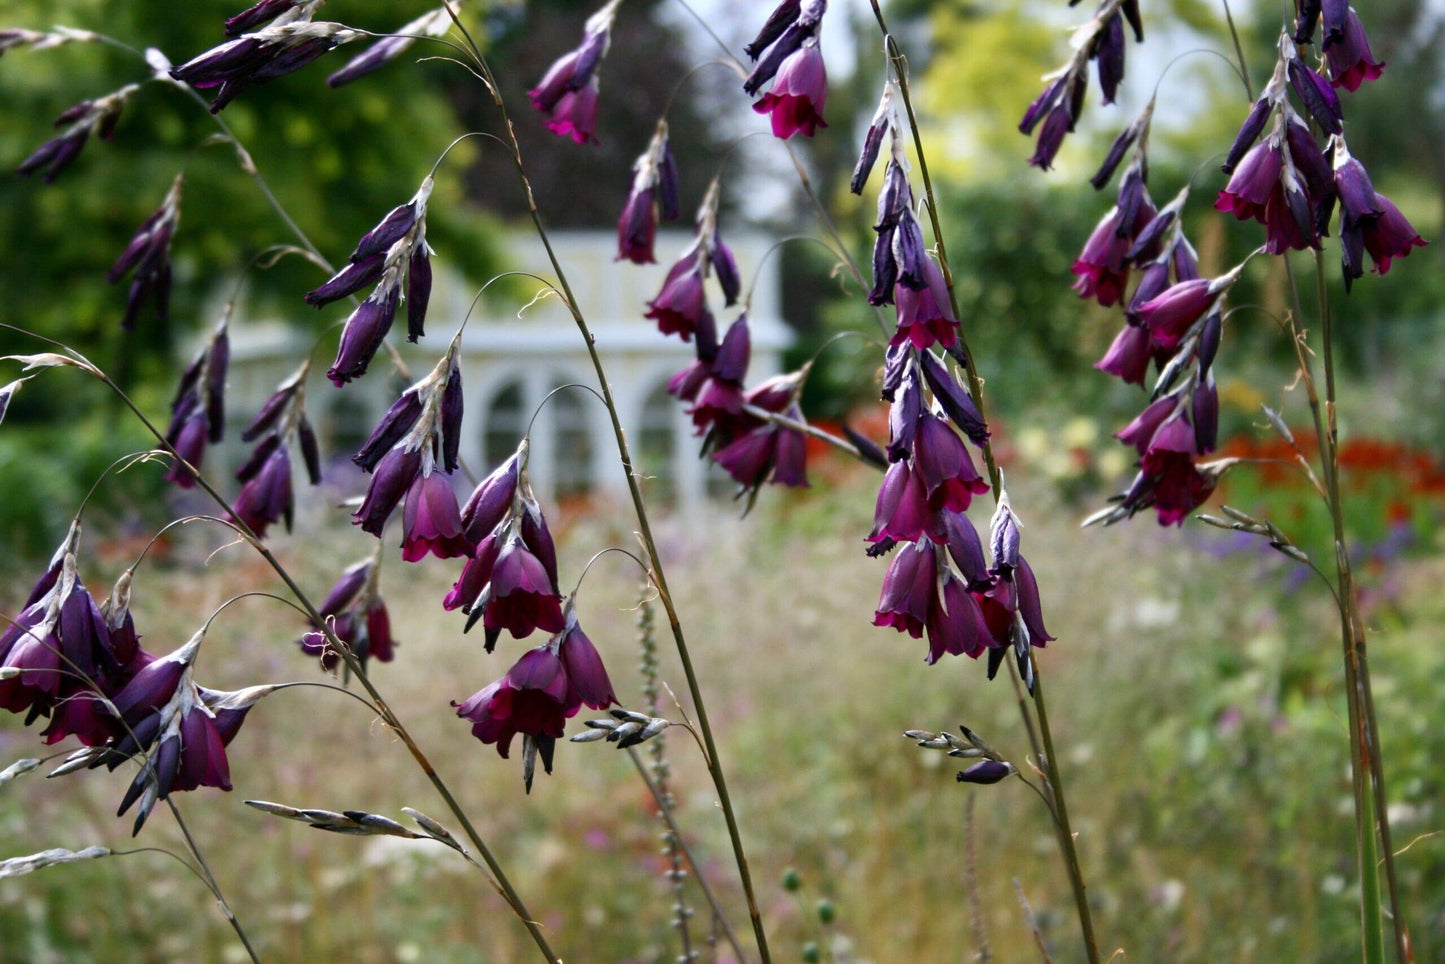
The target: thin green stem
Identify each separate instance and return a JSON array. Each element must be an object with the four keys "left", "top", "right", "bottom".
[
  {"left": 1029, "top": 673, "right": 1099, "bottom": 964},
  {"left": 1313, "top": 250, "right": 1405, "bottom": 963},
  {"left": 627, "top": 748, "right": 750, "bottom": 964},
  {"left": 447, "top": 25, "right": 774, "bottom": 963},
  {"left": 1220, "top": 0, "right": 1255, "bottom": 100},
  {"left": 868, "top": 2, "right": 1090, "bottom": 957},
  {"left": 165, "top": 799, "right": 261, "bottom": 964}
]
